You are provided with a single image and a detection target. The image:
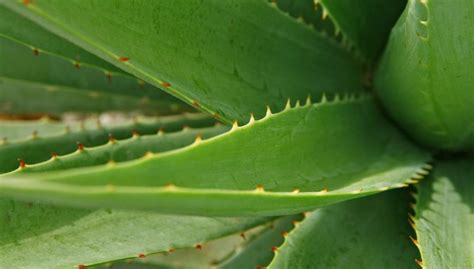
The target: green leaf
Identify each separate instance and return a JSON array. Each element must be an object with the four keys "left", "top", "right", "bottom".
[
  {"left": 104, "top": 215, "right": 302, "bottom": 269},
  {"left": 0, "top": 95, "right": 430, "bottom": 216},
  {"left": 413, "top": 158, "right": 474, "bottom": 268},
  {"left": 3, "top": 0, "right": 365, "bottom": 123},
  {"left": 21, "top": 124, "right": 229, "bottom": 173},
  {"left": 0, "top": 35, "right": 186, "bottom": 115},
  {"left": 0, "top": 197, "right": 270, "bottom": 269},
  {"left": 375, "top": 0, "right": 474, "bottom": 151},
  {"left": 218, "top": 215, "right": 302, "bottom": 269},
  {"left": 268, "top": 190, "right": 419, "bottom": 269},
  {"left": 316, "top": 0, "right": 407, "bottom": 61},
  {"left": 273, "top": 0, "right": 337, "bottom": 38},
  {"left": 0, "top": 113, "right": 215, "bottom": 173},
  {"left": 0, "top": 118, "right": 70, "bottom": 141},
  {"left": 0, "top": 5, "right": 123, "bottom": 73}
]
